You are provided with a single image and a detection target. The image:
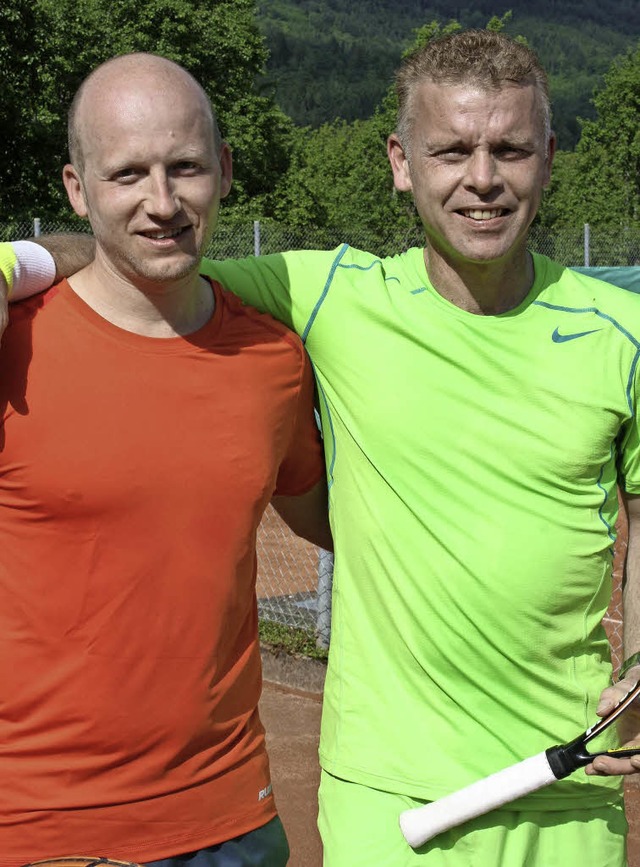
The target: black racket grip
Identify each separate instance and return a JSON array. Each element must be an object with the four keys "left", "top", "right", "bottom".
[{"left": 547, "top": 740, "right": 640, "bottom": 777}]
